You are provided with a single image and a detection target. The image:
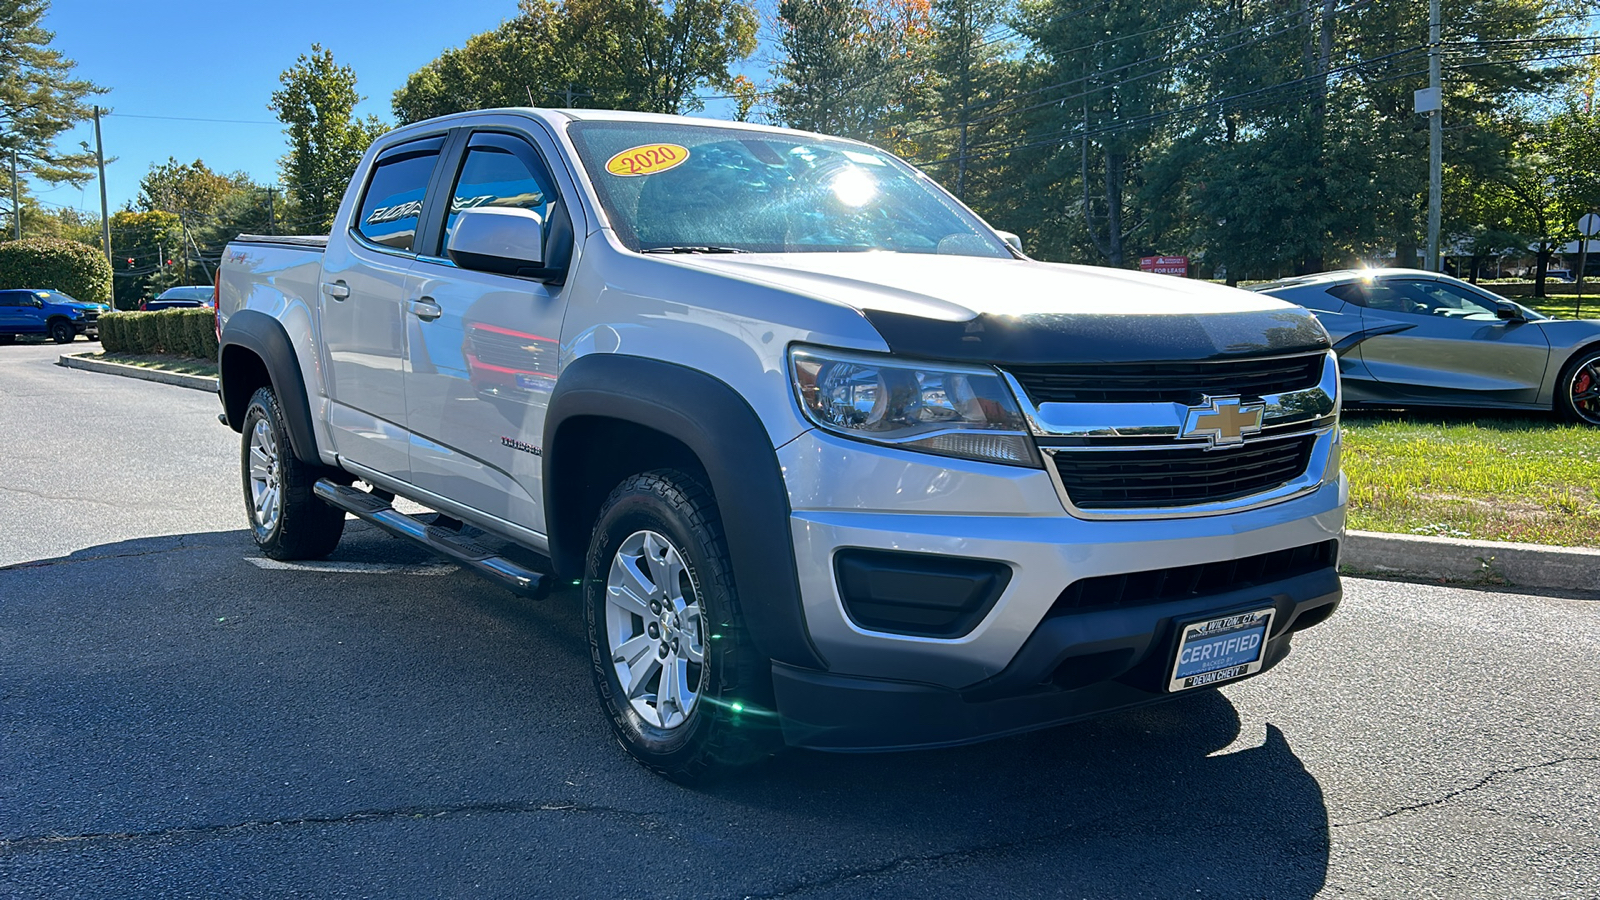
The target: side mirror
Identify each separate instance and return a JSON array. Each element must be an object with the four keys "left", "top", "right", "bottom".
[
  {"left": 994, "top": 230, "right": 1023, "bottom": 252},
  {"left": 1496, "top": 304, "right": 1525, "bottom": 322},
  {"left": 447, "top": 207, "right": 545, "bottom": 276}
]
